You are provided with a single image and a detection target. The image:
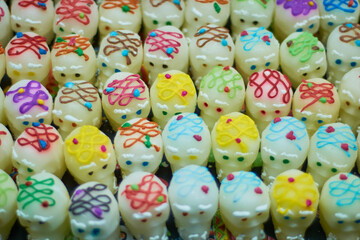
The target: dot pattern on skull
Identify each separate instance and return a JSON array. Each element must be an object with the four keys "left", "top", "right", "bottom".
[
  {"left": 103, "top": 31, "right": 141, "bottom": 65},
  {"left": 17, "top": 176, "right": 56, "bottom": 210},
  {"left": 240, "top": 27, "right": 273, "bottom": 51},
  {"left": 273, "top": 173, "right": 318, "bottom": 215},
  {"left": 119, "top": 118, "right": 161, "bottom": 152},
  {"left": 7, "top": 33, "right": 48, "bottom": 60},
  {"left": 287, "top": 32, "right": 324, "bottom": 63},
  {"left": 249, "top": 69, "right": 292, "bottom": 104},
  {"left": 0, "top": 131, "right": 7, "bottom": 146},
  {"left": 69, "top": 184, "right": 111, "bottom": 219},
  {"left": 102, "top": 0, "right": 139, "bottom": 14},
  {"left": 339, "top": 22, "right": 360, "bottom": 44},
  {"left": 323, "top": 0, "right": 358, "bottom": 13},
  {"left": 195, "top": 26, "right": 231, "bottom": 51},
  {"left": 150, "top": 0, "right": 182, "bottom": 10},
  {"left": 103, "top": 74, "right": 146, "bottom": 106},
  {"left": 65, "top": 126, "right": 110, "bottom": 165},
  {"left": 276, "top": 0, "right": 317, "bottom": 16},
  {"left": 329, "top": 174, "right": 360, "bottom": 206},
  {"left": 53, "top": 35, "right": 91, "bottom": 61},
  {"left": 56, "top": 0, "right": 94, "bottom": 25},
  {"left": 6, "top": 80, "right": 49, "bottom": 114},
  {"left": 17, "top": 124, "right": 59, "bottom": 152},
  {"left": 19, "top": 0, "right": 48, "bottom": 10},
  {"left": 0, "top": 173, "right": 15, "bottom": 208},
  {"left": 167, "top": 113, "right": 204, "bottom": 141},
  {"left": 298, "top": 80, "right": 335, "bottom": 112},
  {"left": 122, "top": 174, "right": 167, "bottom": 213},
  {"left": 60, "top": 82, "right": 98, "bottom": 111},
  {"left": 216, "top": 115, "right": 258, "bottom": 152},
  {"left": 145, "top": 30, "right": 183, "bottom": 59}
]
